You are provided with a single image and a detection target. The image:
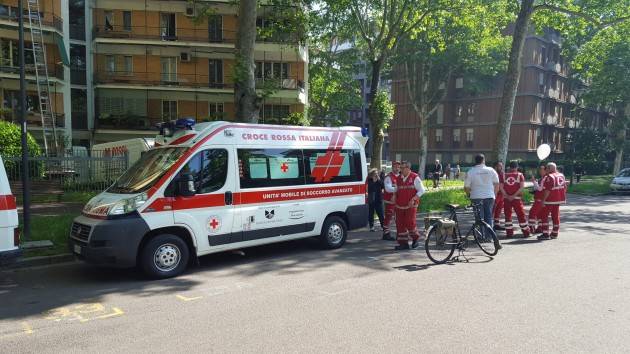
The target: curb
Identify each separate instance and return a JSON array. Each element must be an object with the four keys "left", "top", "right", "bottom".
[{"left": 3, "top": 253, "right": 76, "bottom": 270}]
